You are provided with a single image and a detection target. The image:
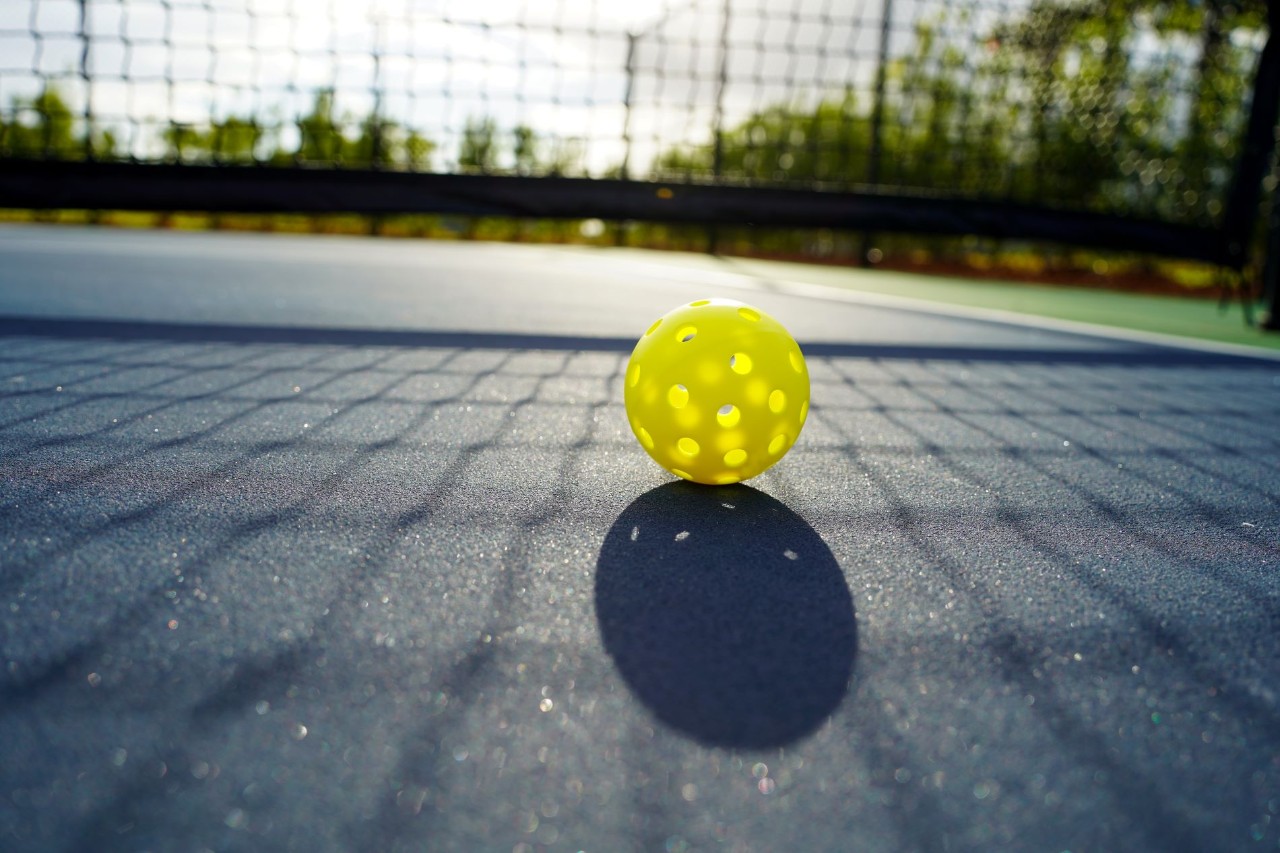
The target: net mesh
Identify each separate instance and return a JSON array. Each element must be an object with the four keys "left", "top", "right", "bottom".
[{"left": 0, "top": 0, "right": 1269, "bottom": 228}]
